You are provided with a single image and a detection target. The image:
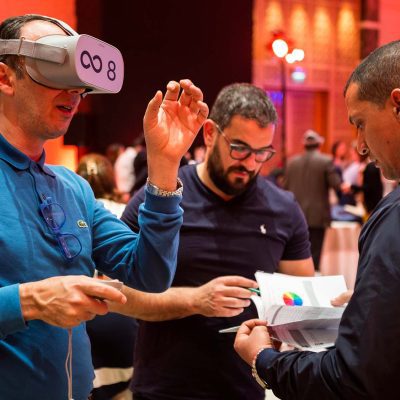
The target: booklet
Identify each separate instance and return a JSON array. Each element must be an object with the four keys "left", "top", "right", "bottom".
[{"left": 220, "top": 272, "right": 347, "bottom": 350}]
